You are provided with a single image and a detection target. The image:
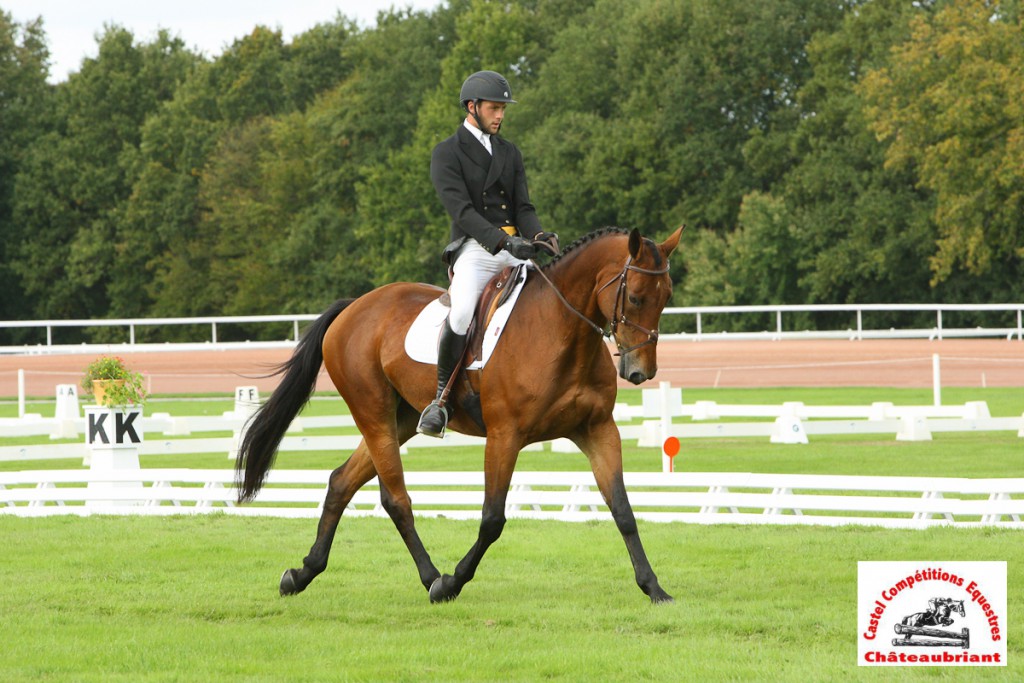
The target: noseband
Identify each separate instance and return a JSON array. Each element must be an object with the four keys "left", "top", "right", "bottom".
[{"left": 532, "top": 256, "right": 670, "bottom": 356}]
